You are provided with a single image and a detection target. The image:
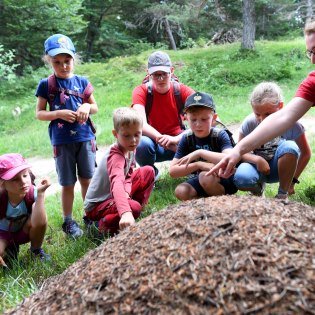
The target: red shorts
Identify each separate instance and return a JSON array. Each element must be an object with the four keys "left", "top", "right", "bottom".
[
  {"left": 85, "top": 165, "right": 154, "bottom": 234},
  {"left": 0, "top": 229, "right": 30, "bottom": 246}
]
